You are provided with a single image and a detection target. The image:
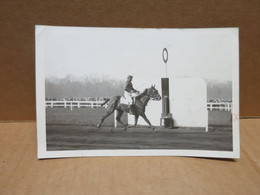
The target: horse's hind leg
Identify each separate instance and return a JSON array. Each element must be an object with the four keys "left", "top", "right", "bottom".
[
  {"left": 97, "top": 97, "right": 119, "bottom": 128},
  {"left": 116, "top": 110, "right": 127, "bottom": 130},
  {"left": 97, "top": 110, "right": 114, "bottom": 128}
]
